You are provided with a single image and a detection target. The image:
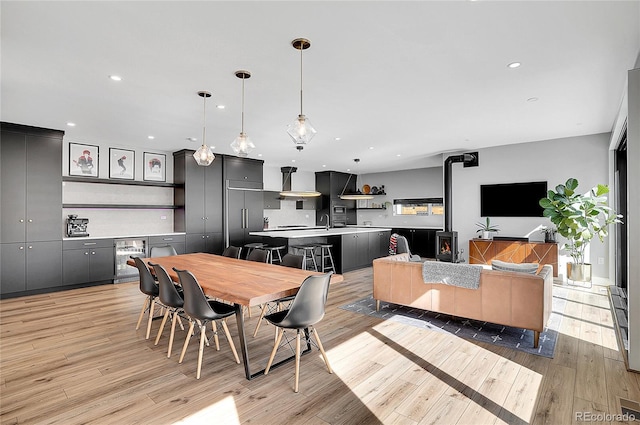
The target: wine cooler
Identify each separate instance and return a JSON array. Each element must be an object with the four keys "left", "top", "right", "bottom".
[{"left": 114, "top": 238, "right": 146, "bottom": 283}]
